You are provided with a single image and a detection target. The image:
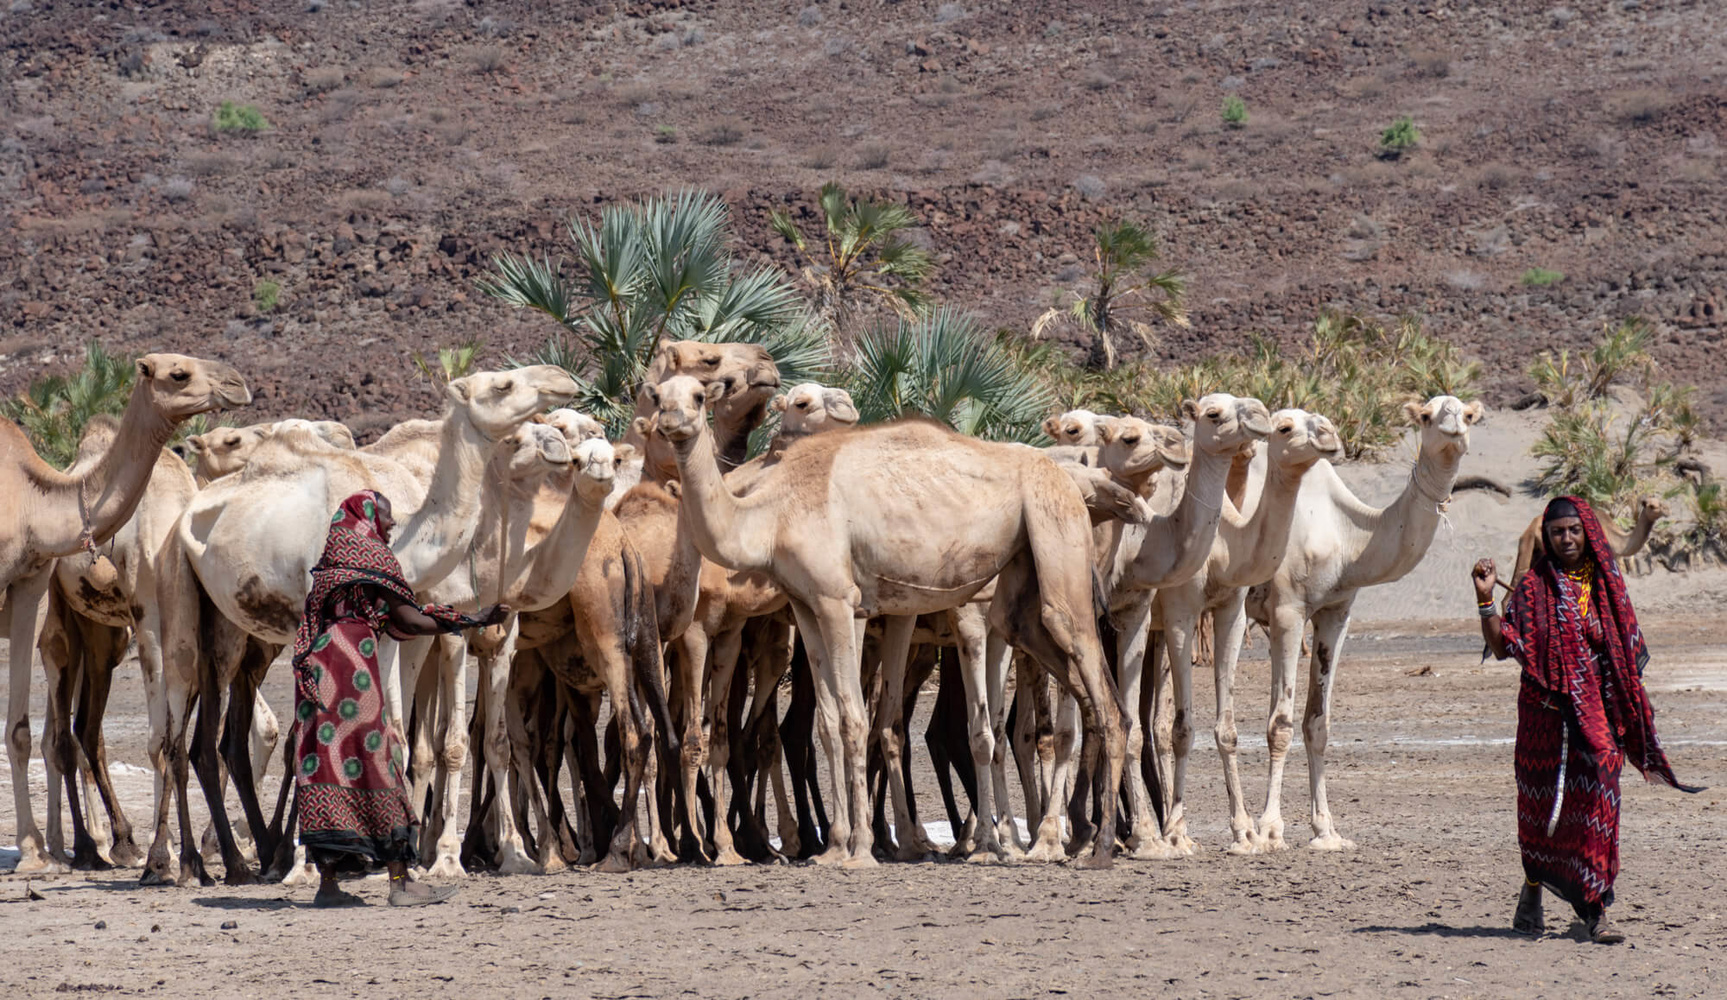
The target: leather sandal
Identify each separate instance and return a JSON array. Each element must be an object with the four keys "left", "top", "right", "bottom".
[
  {"left": 1512, "top": 882, "right": 1544, "bottom": 935},
  {"left": 1586, "top": 910, "right": 1626, "bottom": 944}
]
